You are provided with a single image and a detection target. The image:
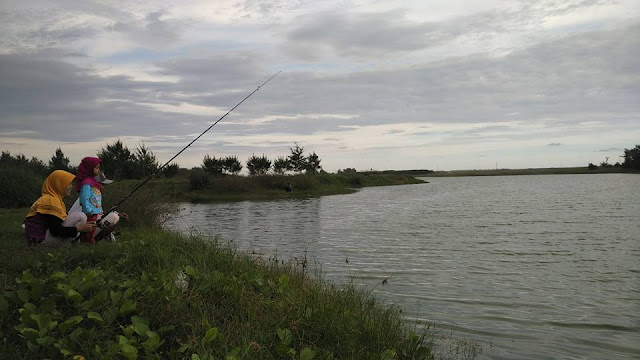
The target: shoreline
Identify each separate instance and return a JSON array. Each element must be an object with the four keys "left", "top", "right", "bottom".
[{"left": 373, "top": 166, "right": 637, "bottom": 177}]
